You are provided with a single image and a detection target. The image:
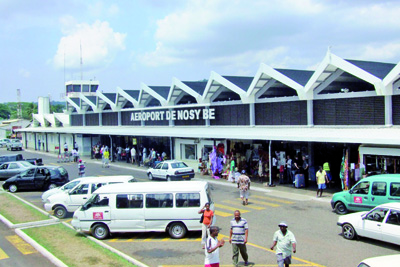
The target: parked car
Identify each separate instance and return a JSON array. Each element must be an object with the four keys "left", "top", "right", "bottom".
[
  {"left": 337, "top": 202, "right": 400, "bottom": 246},
  {"left": 7, "top": 139, "right": 23, "bottom": 151},
  {"left": 357, "top": 254, "right": 400, "bottom": 267},
  {"left": 41, "top": 178, "right": 85, "bottom": 202},
  {"left": 0, "top": 161, "right": 33, "bottom": 179},
  {"left": 0, "top": 138, "right": 11, "bottom": 148},
  {"left": 331, "top": 174, "right": 400, "bottom": 214},
  {"left": 147, "top": 160, "right": 195, "bottom": 181},
  {"left": 0, "top": 153, "right": 43, "bottom": 166},
  {"left": 2, "top": 166, "right": 69, "bottom": 193}
]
